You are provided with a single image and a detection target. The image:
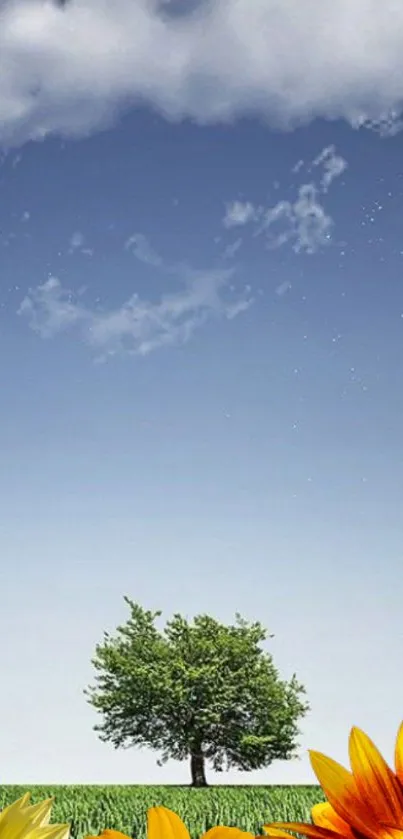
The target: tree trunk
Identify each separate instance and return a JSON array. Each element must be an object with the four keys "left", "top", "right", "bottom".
[{"left": 190, "top": 751, "right": 208, "bottom": 786}]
